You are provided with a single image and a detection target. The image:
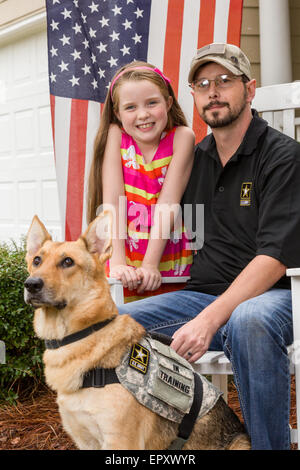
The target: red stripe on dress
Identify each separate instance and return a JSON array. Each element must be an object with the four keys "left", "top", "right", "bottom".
[
  {"left": 124, "top": 283, "right": 188, "bottom": 303},
  {"left": 126, "top": 237, "right": 192, "bottom": 257},
  {"left": 123, "top": 165, "right": 165, "bottom": 181},
  {"left": 123, "top": 171, "right": 165, "bottom": 194},
  {"left": 125, "top": 191, "right": 158, "bottom": 206}
]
